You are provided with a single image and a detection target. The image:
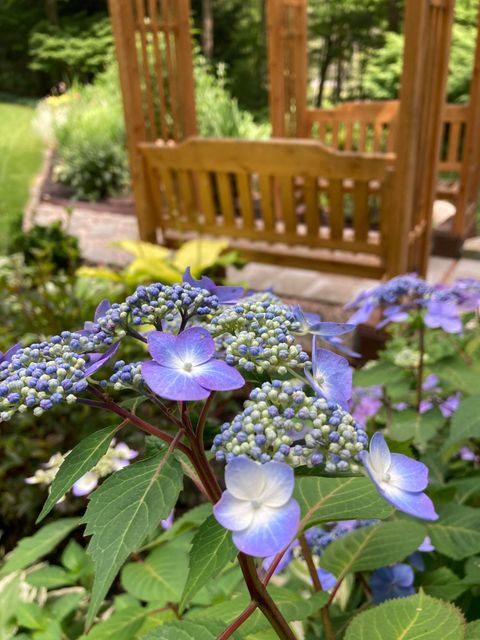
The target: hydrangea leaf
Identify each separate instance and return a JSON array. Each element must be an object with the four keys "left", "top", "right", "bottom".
[
  {"left": 48, "top": 592, "right": 84, "bottom": 623},
  {"left": 467, "top": 620, "right": 480, "bottom": 639},
  {"left": 140, "top": 620, "right": 231, "bottom": 640},
  {"left": 188, "top": 587, "right": 328, "bottom": 636},
  {"left": 295, "top": 477, "right": 394, "bottom": 529},
  {"left": 15, "top": 602, "right": 51, "bottom": 631},
  {"left": 86, "top": 606, "right": 150, "bottom": 640},
  {"left": 180, "top": 515, "right": 238, "bottom": 611},
  {"left": 83, "top": 451, "right": 183, "bottom": 625},
  {"left": 37, "top": 424, "right": 119, "bottom": 522},
  {"left": 26, "top": 565, "right": 76, "bottom": 589},
  {"left": 435, "top": 359, "right": 480, "bottom": 395},
  {"left": 121, "top": 537, "right": 190, "bottom": 604},
  {"left": 427, "top": 504, "right": 480, "bottom": 560},
  {"left": 353, "top": 361, "right": 406, "bottom": 387},
  {"left": 443, "top": 396, "right": 480, "bottom": 451},
  {"left": 390, "top": 408, "right": 443, "bottom": 445},
  {"left": 419, "top": 568, "right": 469, "bottom": 601},
  {"left": 345, "top": 591, "right": 465, "bottom": 640},
  {"left": 142, "top": 503, "right": 212, "bottom": 549},
  {"left": 0, "top": 518, "right": 80, "bottom": 577},
  {"left": 321, "top": 521, "right": 426, "bottom": 580}
]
